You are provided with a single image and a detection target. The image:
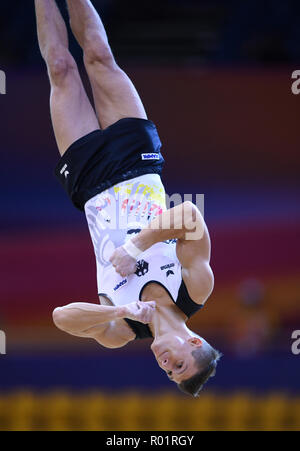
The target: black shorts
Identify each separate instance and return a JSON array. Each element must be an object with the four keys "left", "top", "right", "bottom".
[{"left": 54, "top": 118, "right": 165, "bottom": 211}]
